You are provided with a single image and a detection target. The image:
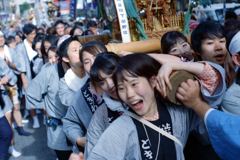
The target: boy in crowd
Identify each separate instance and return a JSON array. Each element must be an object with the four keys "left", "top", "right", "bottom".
[
  {"left": 54, "top": 20, "right": 65, "bottom": 38},
  {"left": 185, "top": 20, "right": 233, "bottom": 160},
  {"left": 16, "top": 24, "right": 40, "bottom": 129},
  {"left": 191, "top": 20, "right": 236, "bottom": 86}
]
